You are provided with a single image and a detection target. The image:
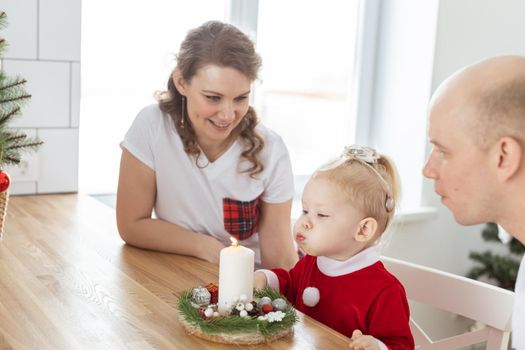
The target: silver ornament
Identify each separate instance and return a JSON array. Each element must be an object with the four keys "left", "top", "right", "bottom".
[
  {"left": 271, "top": 298, "right": 287, "bottom": 311},
  {"left": 258, "top": 296, "right": 272, "bottom": 307},
  {"left": 192, "top": 287, "right": 211, "bottom": 306}
]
